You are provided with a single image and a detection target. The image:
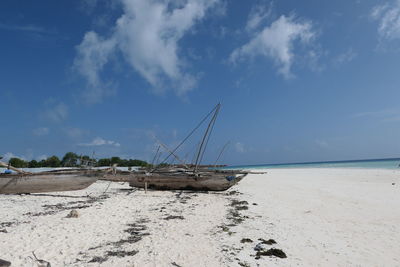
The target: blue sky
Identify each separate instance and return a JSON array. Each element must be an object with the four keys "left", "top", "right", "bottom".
[{"left": 1, "top": 0, "right": 400, "bottom": 165}]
